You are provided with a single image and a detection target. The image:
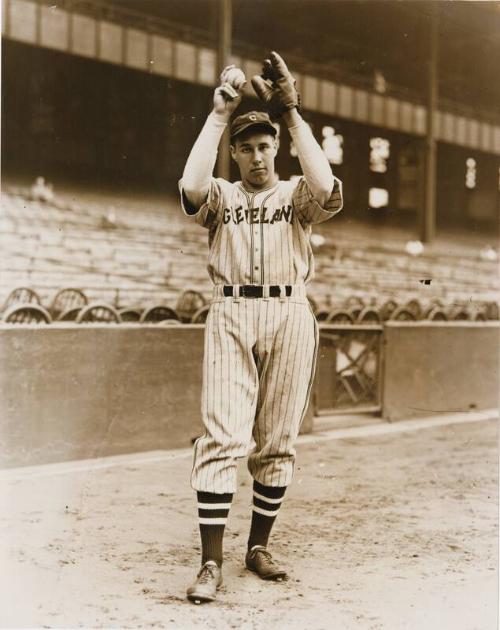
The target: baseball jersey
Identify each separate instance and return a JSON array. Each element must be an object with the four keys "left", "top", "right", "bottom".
[{"left": 180, "top": 176, "right": 343, "bottom": 286}]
